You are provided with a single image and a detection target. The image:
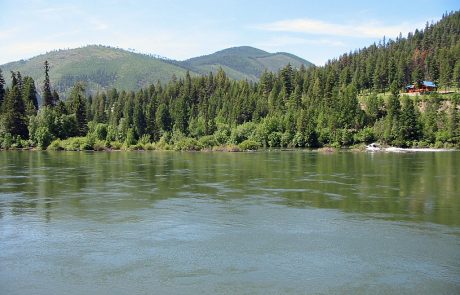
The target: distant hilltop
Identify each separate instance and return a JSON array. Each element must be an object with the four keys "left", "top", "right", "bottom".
[{"left": 0, "top": 45, "right": 313, "bottom": 97}]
